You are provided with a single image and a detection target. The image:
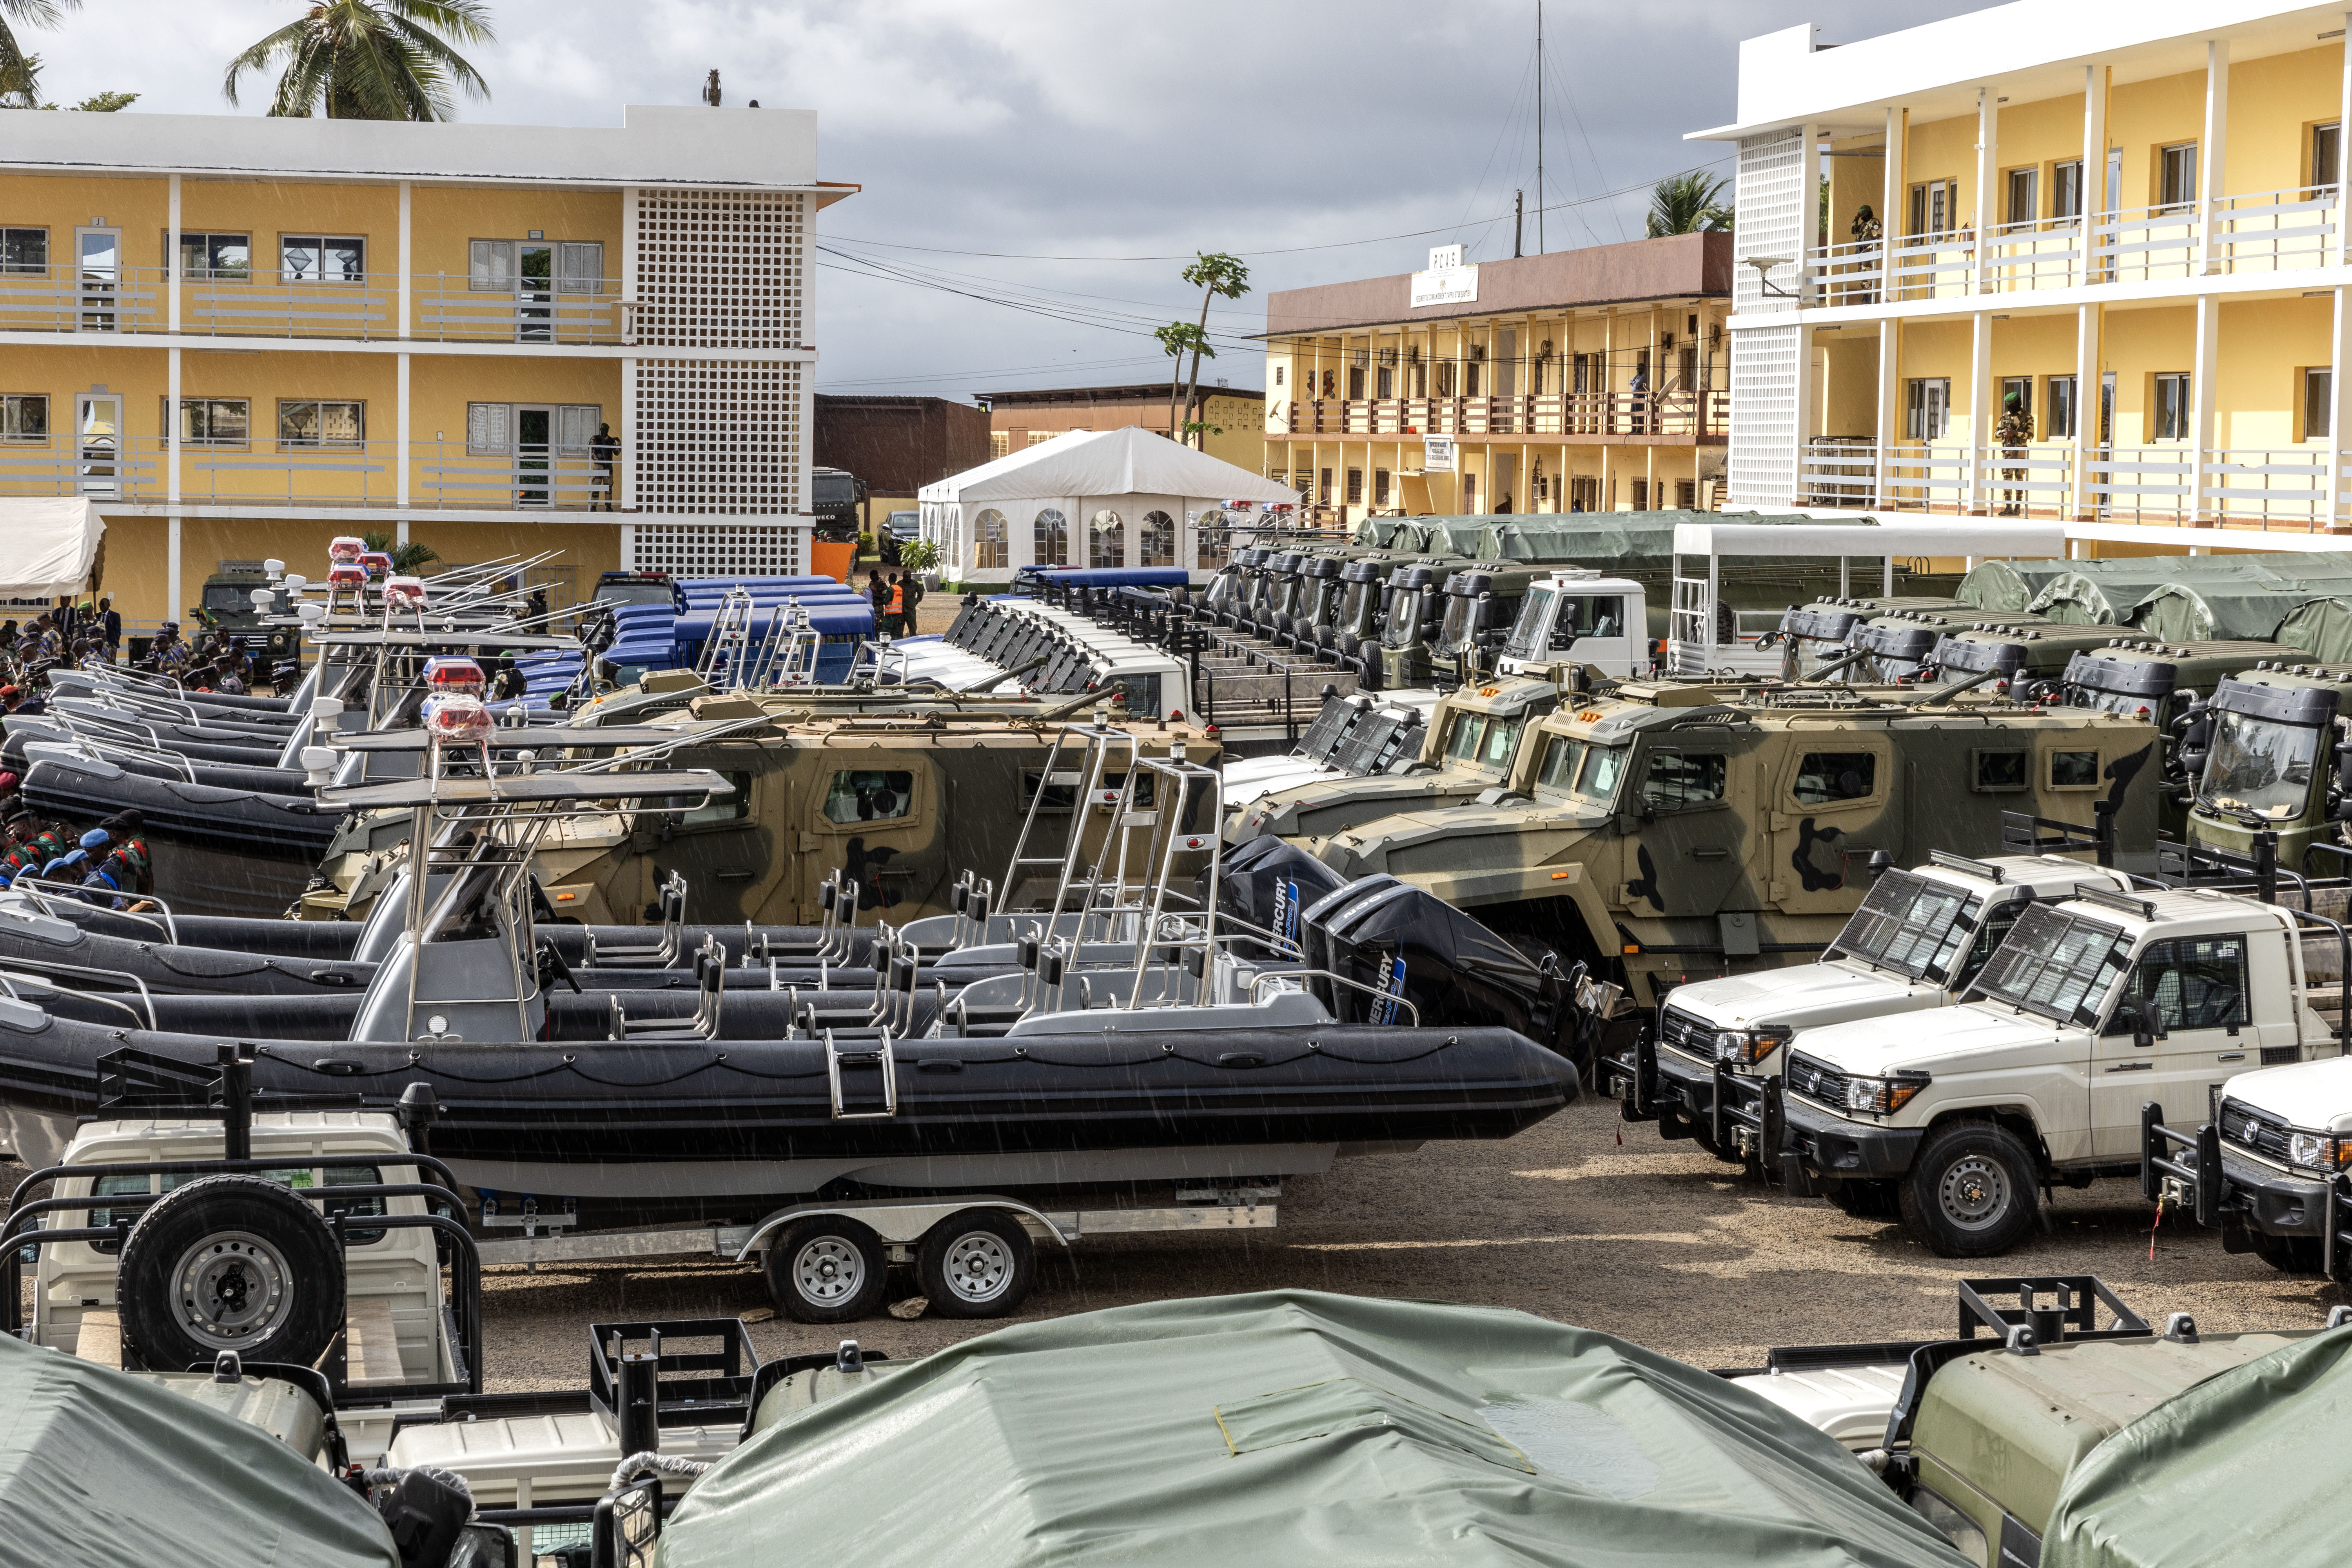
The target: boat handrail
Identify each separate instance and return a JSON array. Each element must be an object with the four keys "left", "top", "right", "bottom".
[
  {"left": 0, "top": 954, "right": 158, "bottom": 1028},
  {"left": 4, "top": 879, "right": 179, "bottom": 945},
  {"left": 1248, "top": 968, "right": 1419, "bottom": 1026},
  {"left": 0, "top": 968, "right": 152, "bottom": 1030}
]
